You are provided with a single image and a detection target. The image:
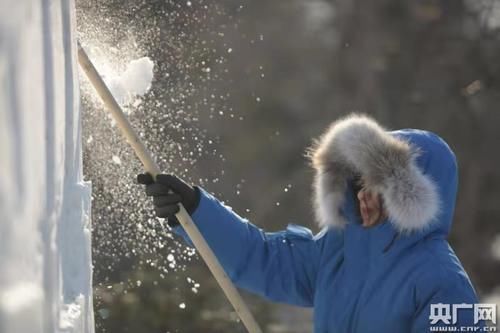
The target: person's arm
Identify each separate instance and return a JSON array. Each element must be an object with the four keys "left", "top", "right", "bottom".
[
  {"left": 137, "top": 173, "right": 325, "bottom": 306},
  {"left": 177, "top": 188, "right": 324, "bottom": 306}
]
